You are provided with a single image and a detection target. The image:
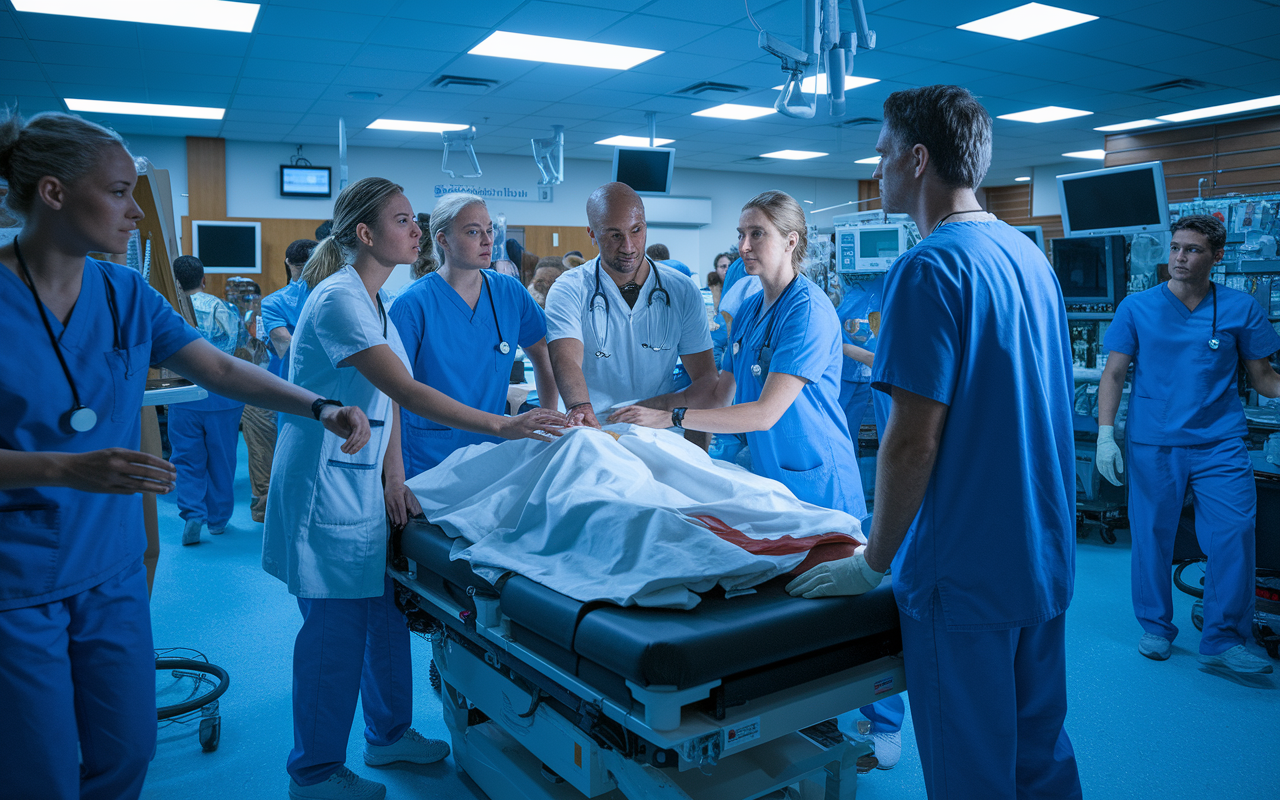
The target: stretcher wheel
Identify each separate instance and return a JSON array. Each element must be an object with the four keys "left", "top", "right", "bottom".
[
  {"left": 1099, "top": 527, "right": 1117, "bottom": 545},
  {"left": 1191, "top": 599, "right": 1204, "bottom": 632},
  {"left": 1173, "top": 561, "right": 1205, "bottom": 599},
  {"left": 429, "top": 660, "right": 441, "bottom": 693},
  {"left": 199, "top": 716, "right": 221, "bottom": 752}
]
